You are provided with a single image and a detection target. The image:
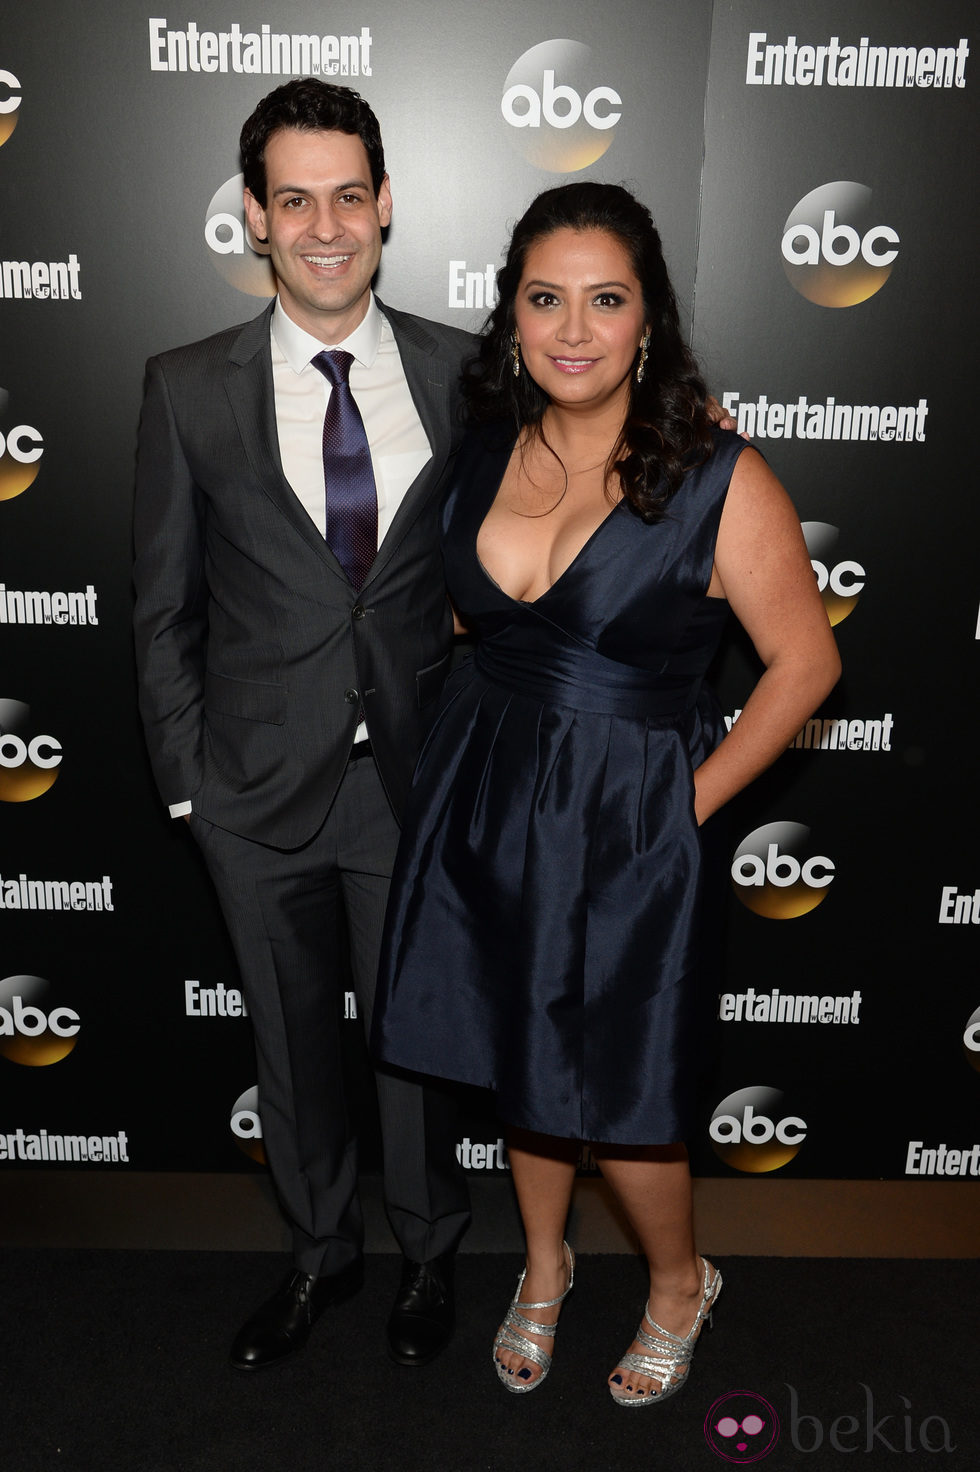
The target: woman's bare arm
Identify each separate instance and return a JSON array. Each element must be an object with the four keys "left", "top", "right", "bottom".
[{"left": 693, "top": 449, "right": 841, "bottom": 824}]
